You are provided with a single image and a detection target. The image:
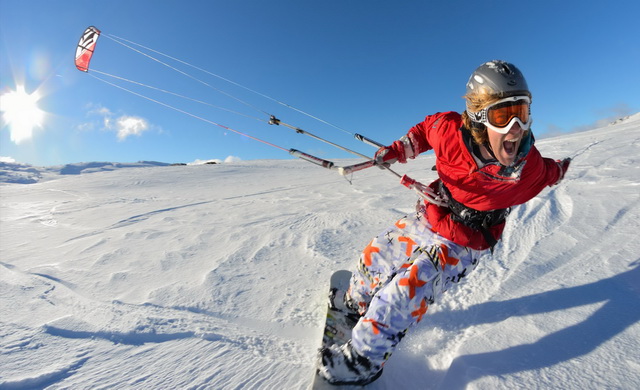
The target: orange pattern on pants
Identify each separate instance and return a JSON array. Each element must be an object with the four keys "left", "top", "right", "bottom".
[{"left": 348, "top": 208, "right": 487, "bottom": 367}]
